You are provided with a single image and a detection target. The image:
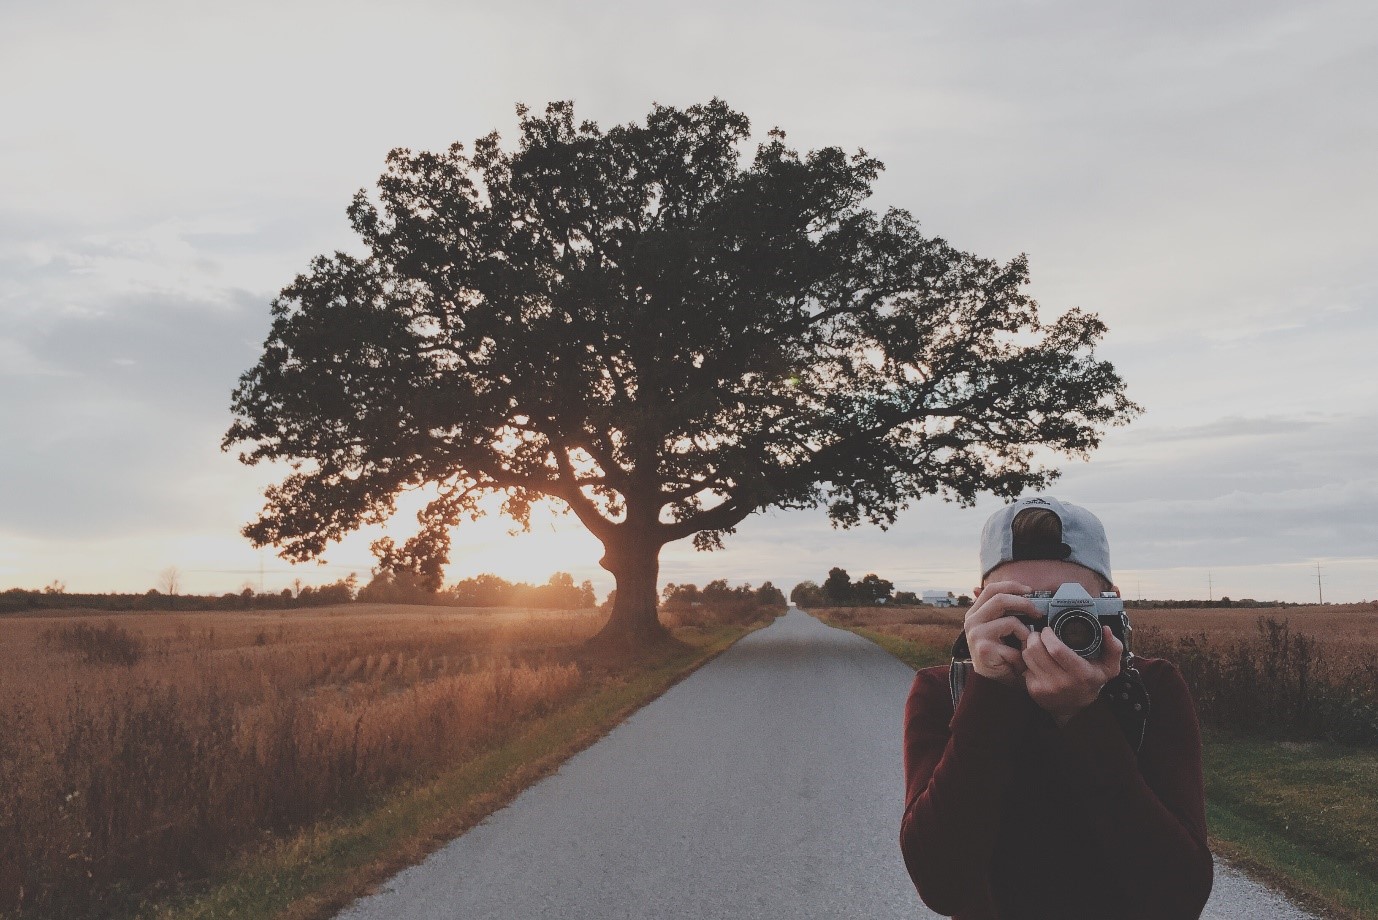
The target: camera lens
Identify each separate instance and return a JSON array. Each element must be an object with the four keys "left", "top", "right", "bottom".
[{"left": 1052, "top": 610, "right": 1102, "bottom": 657}]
